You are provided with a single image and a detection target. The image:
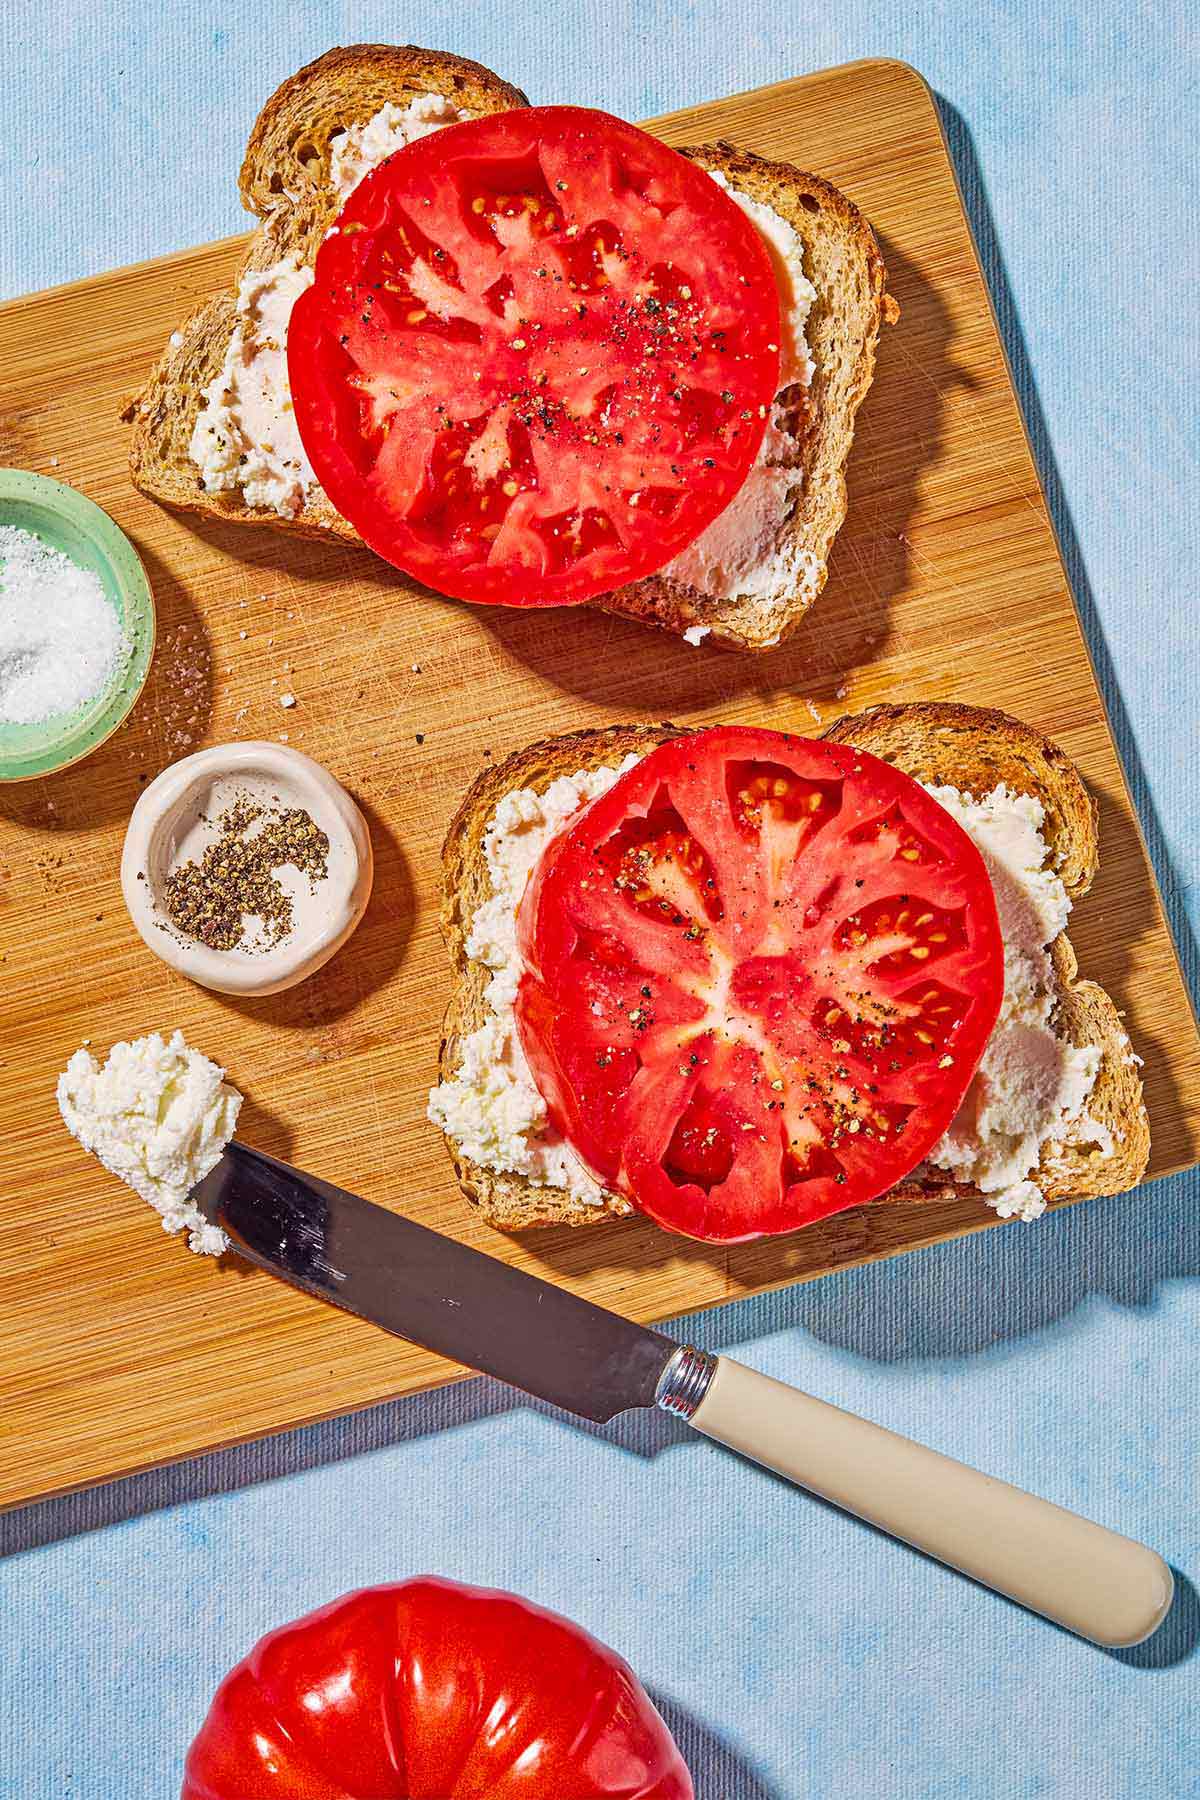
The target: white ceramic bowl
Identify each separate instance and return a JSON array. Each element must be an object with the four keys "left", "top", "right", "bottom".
[{"left": 121, "top": 742, "right": 373, "bottom": 996}]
